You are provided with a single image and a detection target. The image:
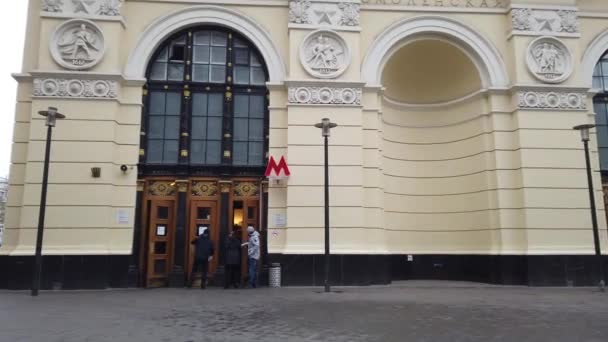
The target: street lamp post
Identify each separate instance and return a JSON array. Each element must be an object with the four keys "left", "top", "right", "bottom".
[
  {"left": 314, "top": 118, "right": 338, "bottom": 293},
  {"left": 573, "top": 124, "right": 605, "bottom": 291},
  {"left": 31, "top": 107, "right": 65, "bottom": 297}
]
